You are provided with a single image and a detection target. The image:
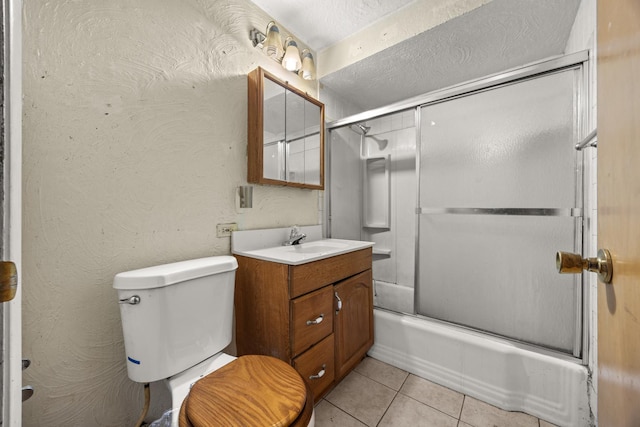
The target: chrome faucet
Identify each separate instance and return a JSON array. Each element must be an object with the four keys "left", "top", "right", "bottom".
[{"left": 283, "top": 226, "right": 307, "bottom": 246}]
